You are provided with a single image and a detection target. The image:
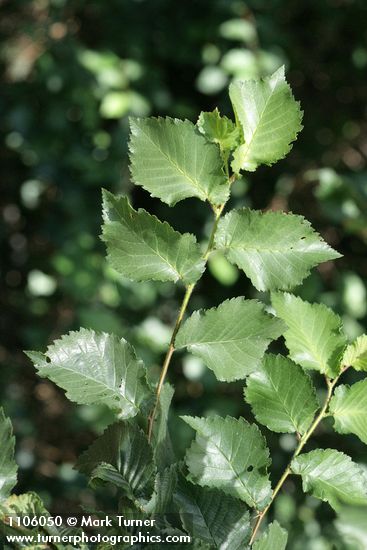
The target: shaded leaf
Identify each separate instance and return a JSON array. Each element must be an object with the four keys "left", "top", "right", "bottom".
[
  {"left": 144, "top": 464, "right": 178, "bottom": 515},
  {"left": 330, "top": 380, "right": 367, "bottom": 444},
  {"left": 215, "top": 208, "right": 340, "bottom": 291},
  {"left": 229, "top": 66, "right": 303, "bottom": 173},
  {"left": 76, "top": 422, "right": 155, "bottom": 502},
  {"left": 253, "top": 521, "right": 288, "bottom": 550},
  {"left": 271, "top": 293, "right": 346, "bottom": 377},
  {"left": 151, "top": 383, "right": 175, "bottom": 470},
  {"left": 342, "top": 335, "right": 367, "bottom": 371},
  {"left": 0, "top": 408, "right": 17, "bottom": 502},
  {"left": 291, "top": 449, "right": 367, "bottom": 510},
  {"left": 129, "top": 117, "right": 228, "bottom": 206},
  {"left": 174, "top": 475, "right": 251, "bottom": 549},
  {"left": 245, "top": 354, "right": 318, "bottom": 434},
  {"left": 176, "top": 298, "right": 284, "bottom": 382},
  {"left": 182, "top": 415, "right": 272, "bottom": 510},
  {"left": 102, "top": 191, "right": 205, "bottom": 285},
  {"left": 27, "top": 329, "right": 152, "bottom": 418}
]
